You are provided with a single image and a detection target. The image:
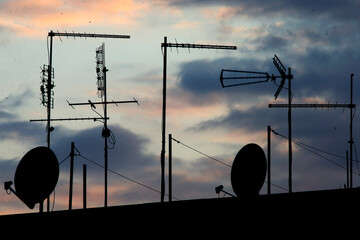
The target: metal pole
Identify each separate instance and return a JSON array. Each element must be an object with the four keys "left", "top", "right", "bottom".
[
  {"left": 47, "top": 31, "right": 53, "bottom": 149},
  {"left": 45, "top": 31, "right": 54, "bottom": 213},
  {"left": 104, "top": 66, "right": 108, "bottom": 207},
  {"left": 69, "top": 142, "right": 74, "bottom": 210},
  {"left": 160, "top": 36, "right": 167, "bottom": 202},
  {"left": 288, "top": 67, "right": 292, "bottom": 193},
  {"left": 346, "top": 151, "right": 349, "bottom": 188},
  {"left": 83, "top": 164, "right": 87, "bottom": 209},
  {"left": 350, "top": 73, "right": 354, "bottom": 188},
  {"left": 169, "top": 134, "right": 172, "bottom": 202},
  {"left": 267, "top": 126, "right": 271, "bottom": 195}
]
